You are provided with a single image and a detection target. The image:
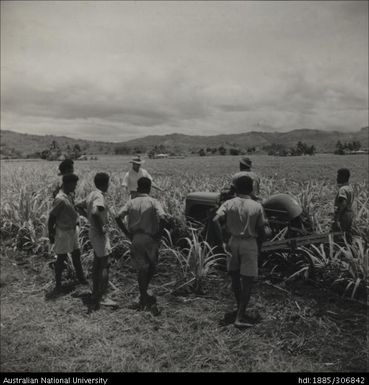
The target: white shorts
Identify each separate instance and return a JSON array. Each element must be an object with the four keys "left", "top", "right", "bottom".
[{"left": 54, "top": 227, "right": 80, "bottom": 255}]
